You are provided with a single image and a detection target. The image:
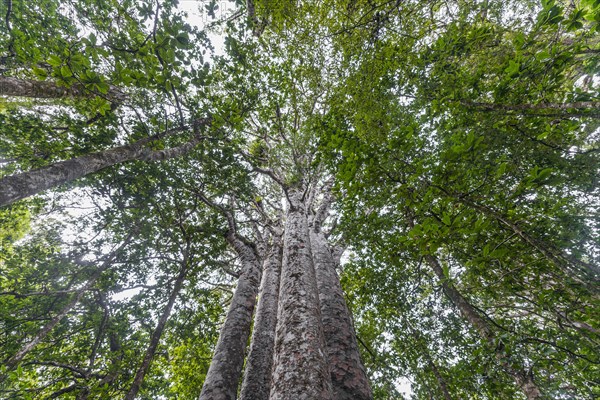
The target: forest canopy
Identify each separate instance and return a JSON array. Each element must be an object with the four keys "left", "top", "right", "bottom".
[{"left": 0, "top": 0, "right": 598, "bottom": 399}]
